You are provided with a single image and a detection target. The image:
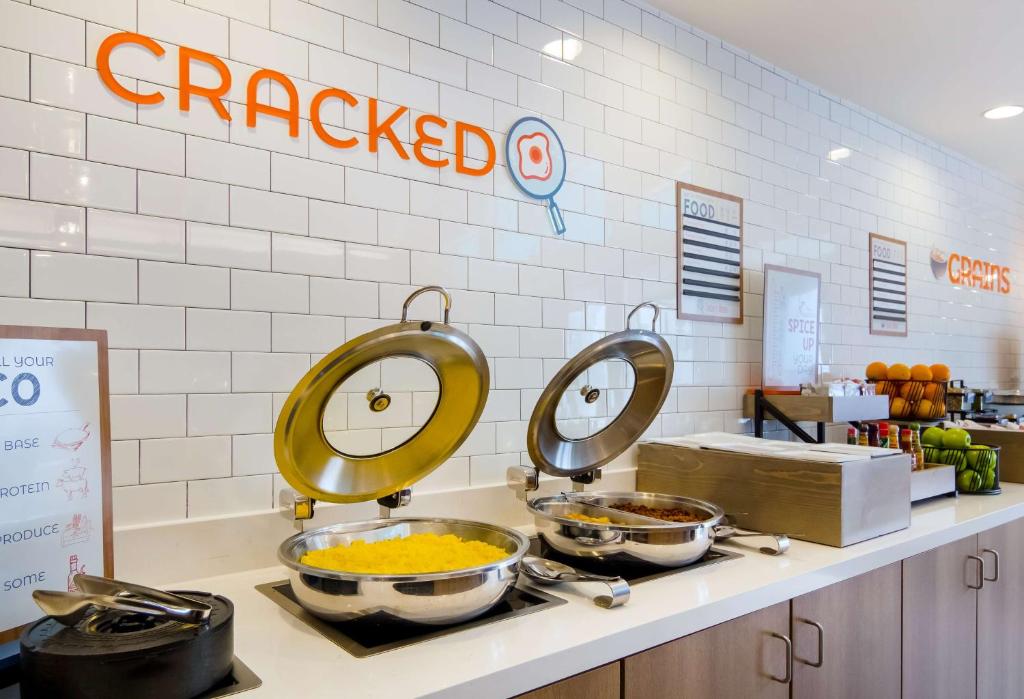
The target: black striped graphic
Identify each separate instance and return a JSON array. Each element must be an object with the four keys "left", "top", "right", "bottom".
[
  {"left": 679, "top": 187, "right": 745, "bottom": 319},
  {"left": 869, "top": 236, "right": 908, "bottom": 334}
]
